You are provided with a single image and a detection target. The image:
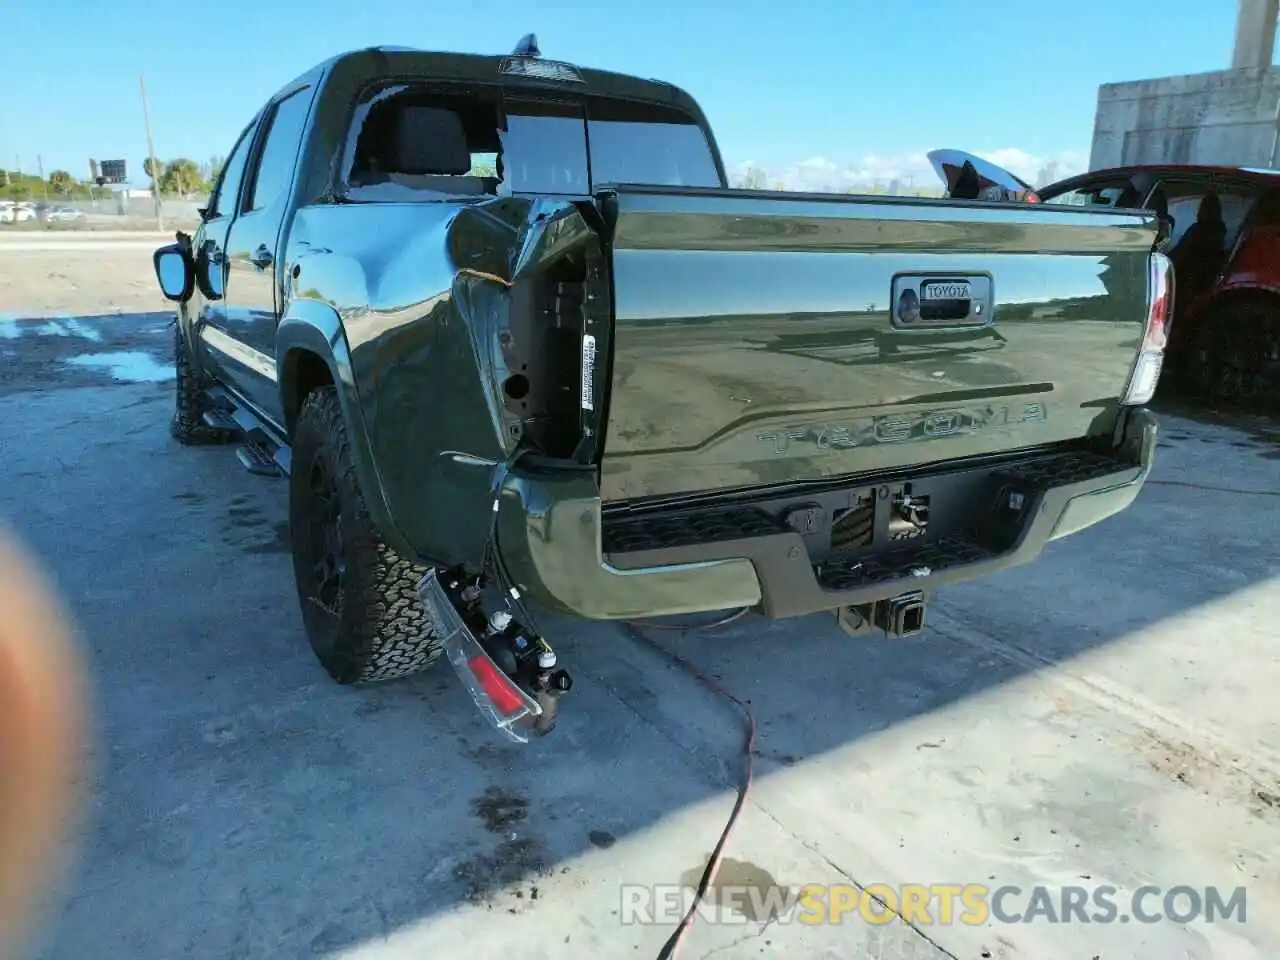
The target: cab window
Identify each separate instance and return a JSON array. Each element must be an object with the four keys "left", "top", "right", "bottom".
[
  {"left": 1154, "top": 180, "right": 1258, "bottom": 251},
  {"left": 245, "top": 88, "right": 313, "bottom": 213},
  {"left": 1041, "top": 181, "right": 1131, "bottom": 208},
  {"left": 207, "top": 119, "right": 258, "bottom": 219}
]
